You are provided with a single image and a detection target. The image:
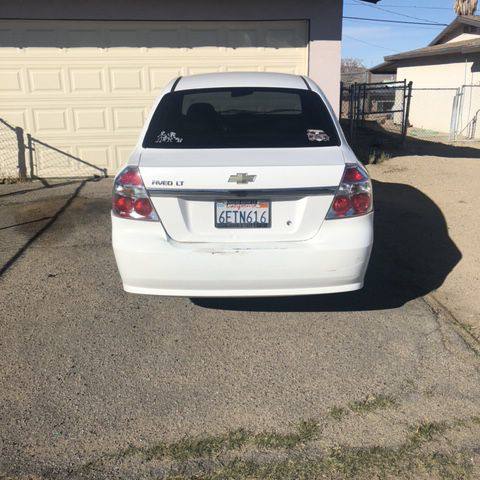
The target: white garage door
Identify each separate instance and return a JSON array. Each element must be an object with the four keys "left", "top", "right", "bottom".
[{"left": 0, "top": 20, "right": 308, "bottom": 177}]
